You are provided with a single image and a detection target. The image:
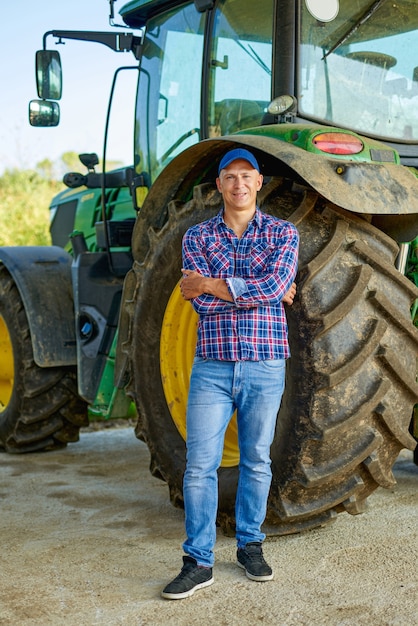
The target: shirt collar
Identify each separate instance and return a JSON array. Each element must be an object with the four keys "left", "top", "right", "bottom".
[{"left": 216, "top": 207, "right": 262, "bottom": 230}]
